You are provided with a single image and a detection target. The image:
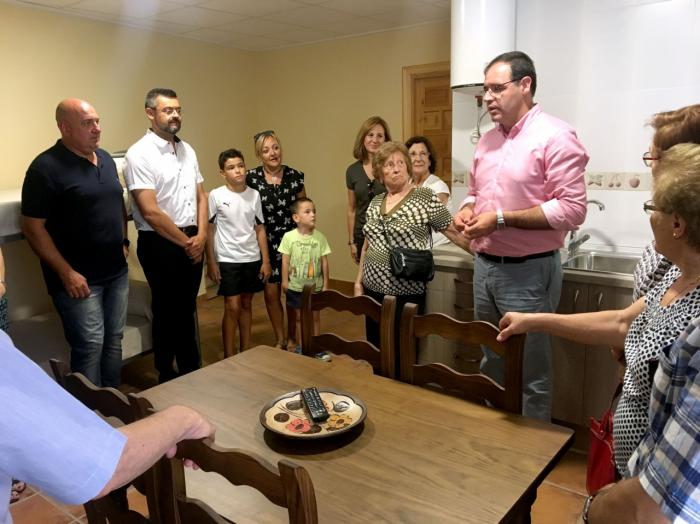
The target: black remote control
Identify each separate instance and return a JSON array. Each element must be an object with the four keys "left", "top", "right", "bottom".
[{"left": 301, "top": 387, "right": 330, "bottom": 422}]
